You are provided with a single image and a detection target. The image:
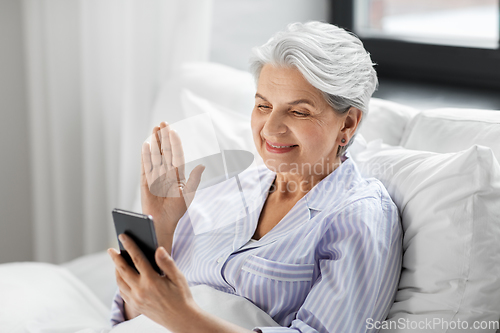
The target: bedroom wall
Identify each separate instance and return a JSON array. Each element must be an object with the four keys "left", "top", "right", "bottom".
[
  {"left": 0, "top": 0, "right": 33, "bottom": 263},
  {"left": 210, "top": 0, "right": 330, "bottom": 71}
]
